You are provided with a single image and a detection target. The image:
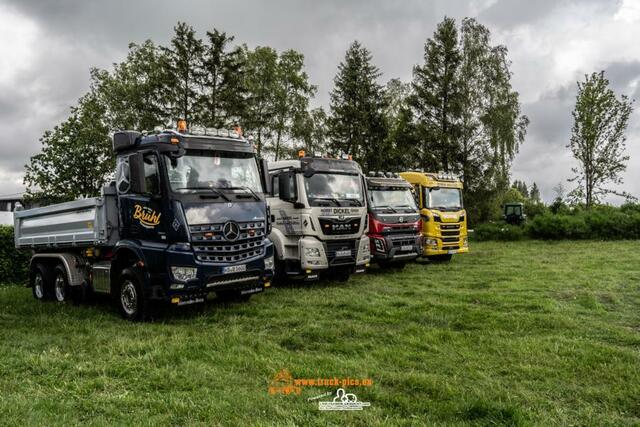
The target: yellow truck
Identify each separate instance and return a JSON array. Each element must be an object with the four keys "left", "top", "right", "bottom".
[{"left": 399, "top": 171, "right": 468, "bottom": 261}]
